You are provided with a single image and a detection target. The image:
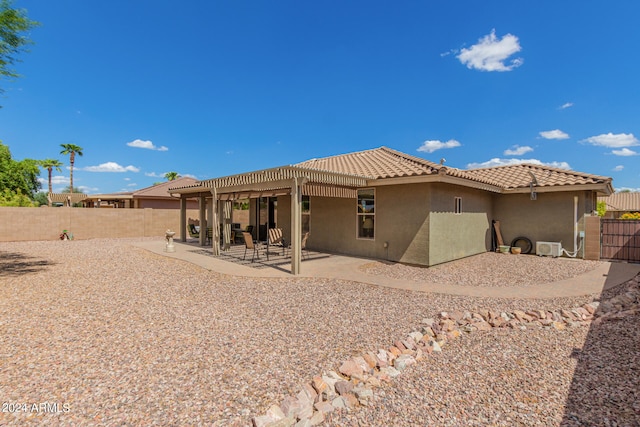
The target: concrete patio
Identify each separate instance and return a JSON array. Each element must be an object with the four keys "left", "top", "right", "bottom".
[{"left": 133, "top": 239, "right": 640, "bottom": 299}]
